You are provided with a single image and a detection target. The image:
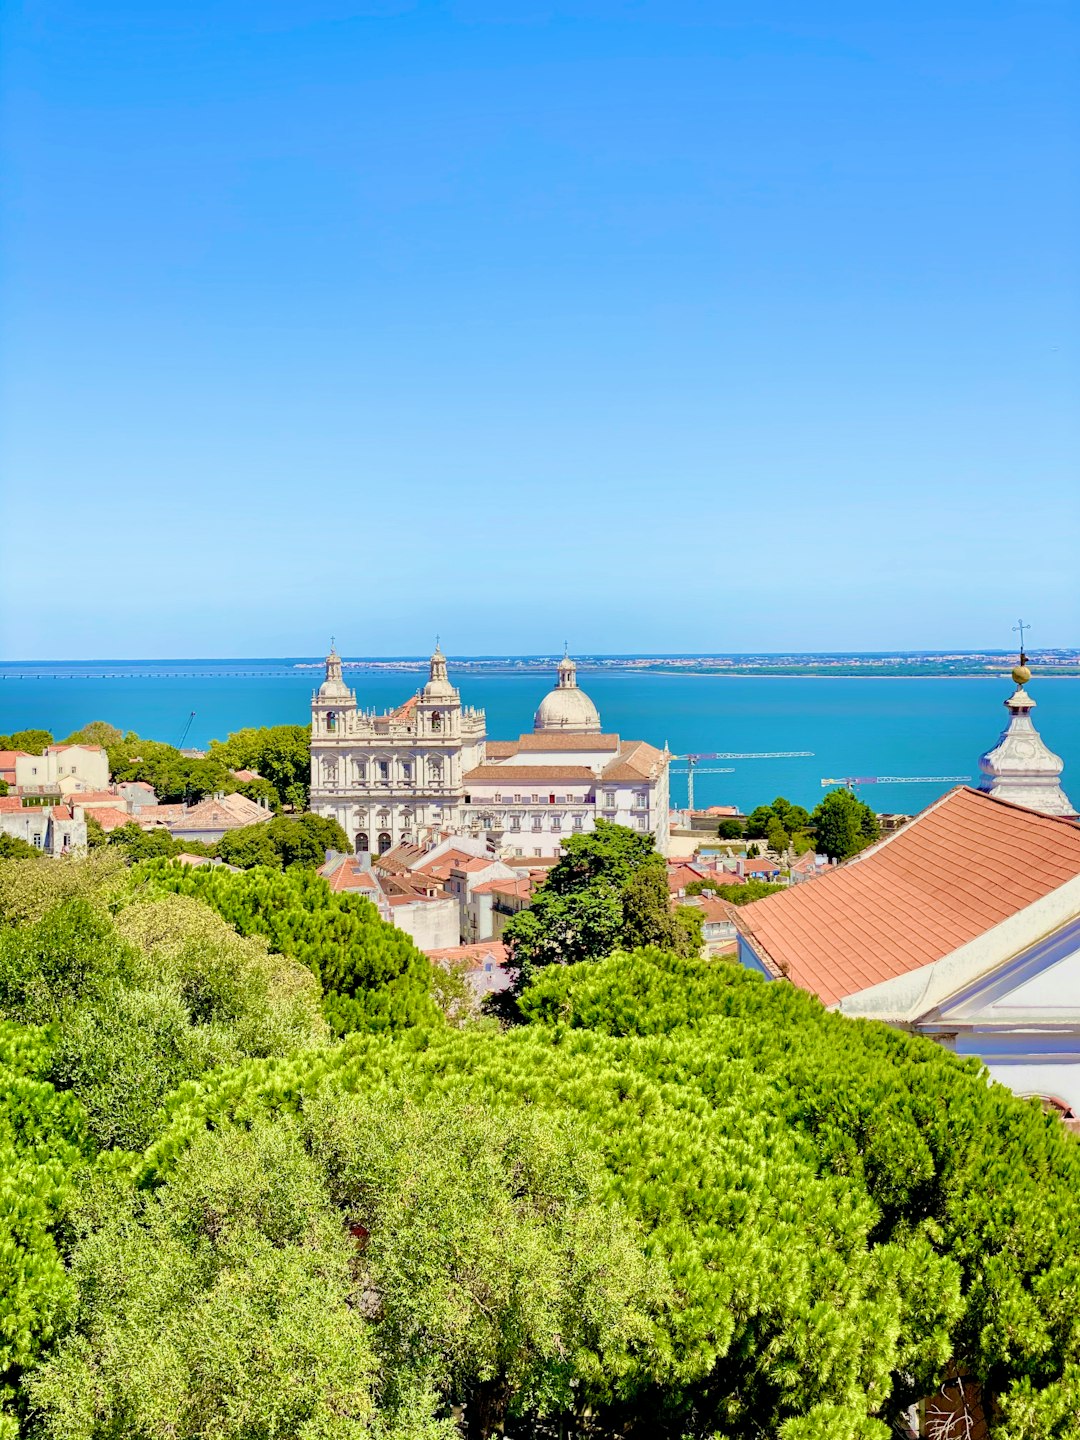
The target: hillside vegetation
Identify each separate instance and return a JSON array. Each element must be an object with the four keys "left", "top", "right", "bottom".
[{"left": 0, "top": 853, "right": 1077, "bottom": 1440}]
